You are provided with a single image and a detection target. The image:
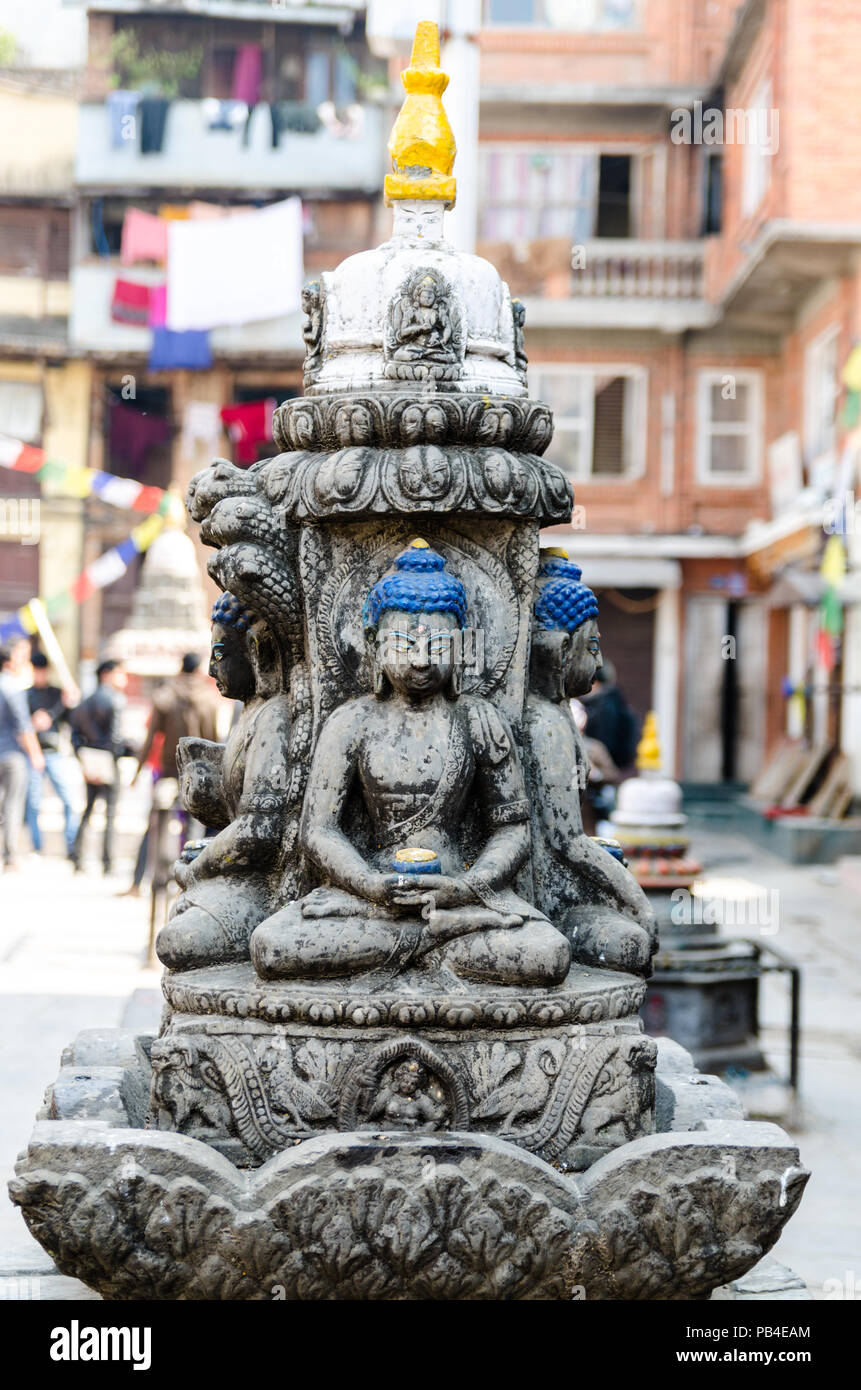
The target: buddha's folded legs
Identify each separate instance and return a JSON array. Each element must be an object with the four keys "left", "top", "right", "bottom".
[
  {"left": 250, "top": 887, "right": 572, "bottom": 986},
  {"left": 157, "top": 876, "right": 272, "bottom": 970},
  {"left": 431, "top": 917, "right": 571, "bottom": 987},
  {"left": 563, "top": 908, "right": 653, "bottom": 976},
  {"left": 251, "top": 900, "right": 408, "bottom": 981}
]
